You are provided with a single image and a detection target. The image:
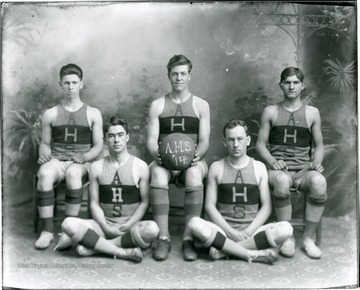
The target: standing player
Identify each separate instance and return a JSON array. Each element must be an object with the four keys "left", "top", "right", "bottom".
[
  {"left": 147, "top": 55, "right": 210, "bottom": 261},
  {"left": 188, "top": 119, "right": 293, "bottom": 263},
  {"left": 35, "top": 63, "right": 103, "bottom": 250},
  {"left": 256, "top": 67, "right": 327, "bottom": 259},
  {"left": 56, "top": 117, "right": 159, "bottom": 262}
]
